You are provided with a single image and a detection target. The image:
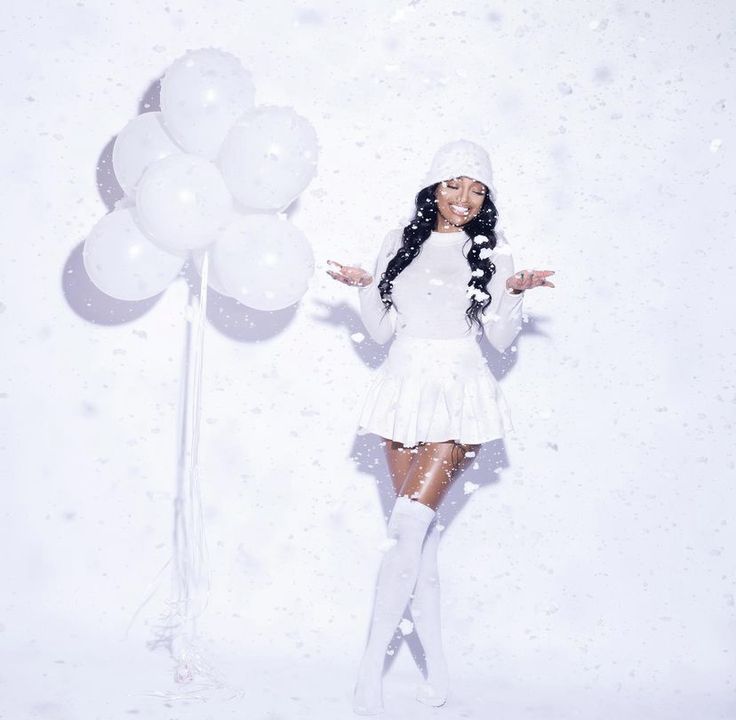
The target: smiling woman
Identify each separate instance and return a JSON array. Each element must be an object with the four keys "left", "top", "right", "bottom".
[{"left": 325, "top": 138, "right": 555, "bottom": 715}]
